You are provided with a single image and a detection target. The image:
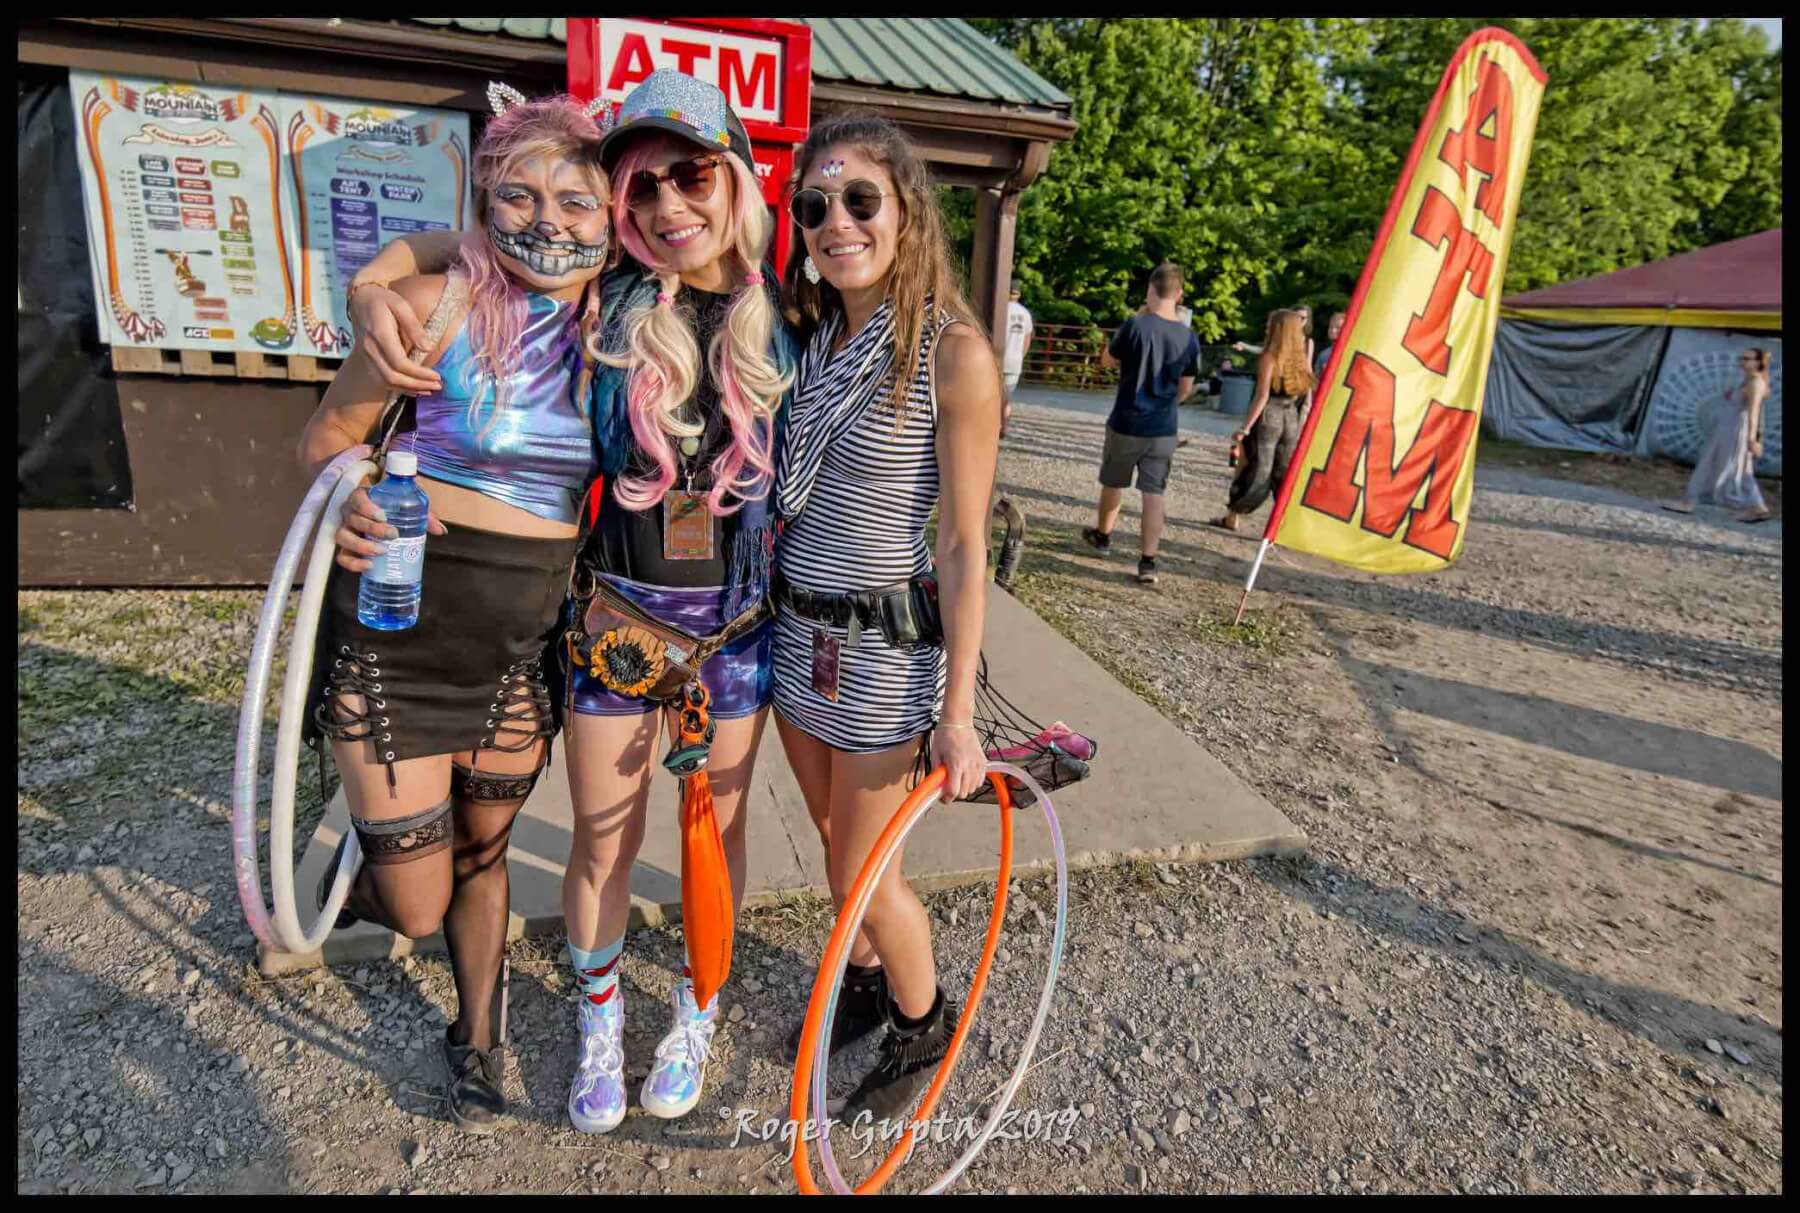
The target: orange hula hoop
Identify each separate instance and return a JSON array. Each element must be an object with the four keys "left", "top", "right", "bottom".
[{"left": 788, "top": 765, "right": 1014, "bottom": 1195}]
